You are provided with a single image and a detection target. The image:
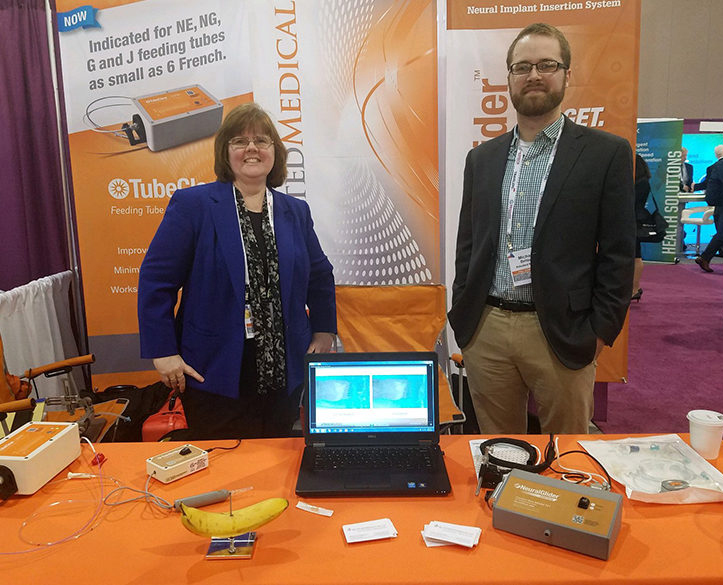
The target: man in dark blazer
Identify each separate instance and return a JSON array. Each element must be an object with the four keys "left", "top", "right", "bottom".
[
  {"left": 693, "top": 145, "right": 723, "bottom": 272},
  {"left": 678, "top": 147, "right": 695, "bottom": 252},
  {"left": 448, "top": 23, "right": 635, "bottom": 434},
  {"left": 680, "top": 147, "right": 694, "bottom": 192}
]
